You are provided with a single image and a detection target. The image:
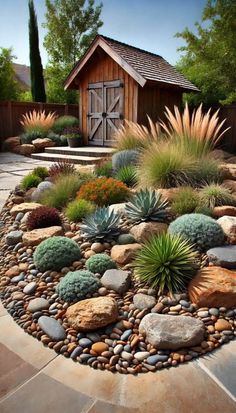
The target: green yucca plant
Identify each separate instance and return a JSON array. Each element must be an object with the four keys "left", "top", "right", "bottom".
[
  {"left": 125, "top": 188, "right": 169, "bottom": 223},
  {"left": 198, "top": 184, "right": 235, "bottom": 209},
  {"left": 80, "top": 207, "right": 120, "bottom": 241},
  {"left": 134, "top": 233, "right": 197, "bottom": 294},
  {"left": 115, "top": 165, "right": 138, "bottom": 187}
]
